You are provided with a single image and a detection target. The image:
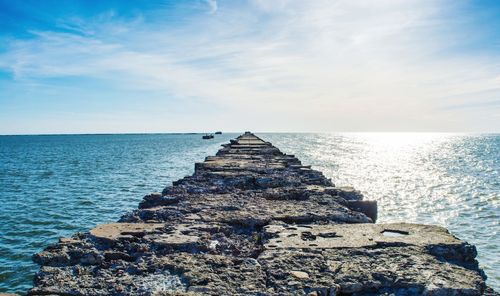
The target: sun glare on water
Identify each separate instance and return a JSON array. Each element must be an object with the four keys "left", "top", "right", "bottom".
[{"left": 293, "top": 133, "right": 473, "bottom": 226}]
